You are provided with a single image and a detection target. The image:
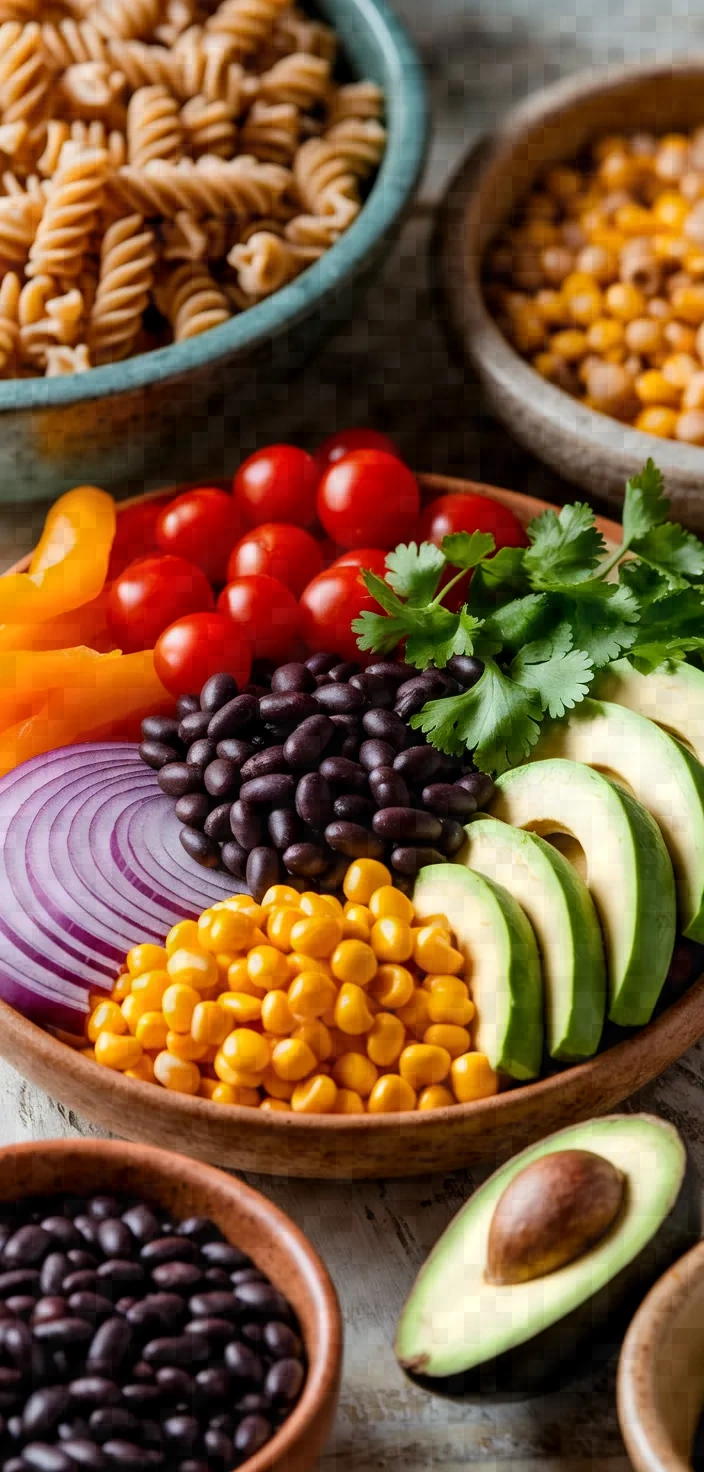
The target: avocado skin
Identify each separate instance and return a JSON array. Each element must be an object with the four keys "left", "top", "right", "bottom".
[{"left": 400, "top": 1150, "right": 700, "bottom": 1399}]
